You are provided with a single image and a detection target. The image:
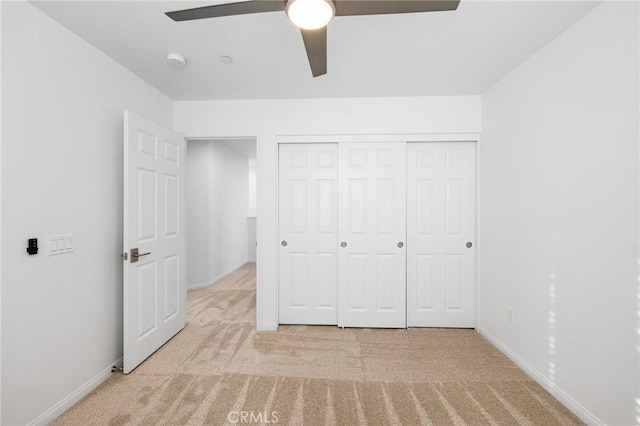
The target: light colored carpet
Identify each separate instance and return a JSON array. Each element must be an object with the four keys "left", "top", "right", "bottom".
[{"left": 54, "top": 263, "right": 583, "bottom": 425}]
